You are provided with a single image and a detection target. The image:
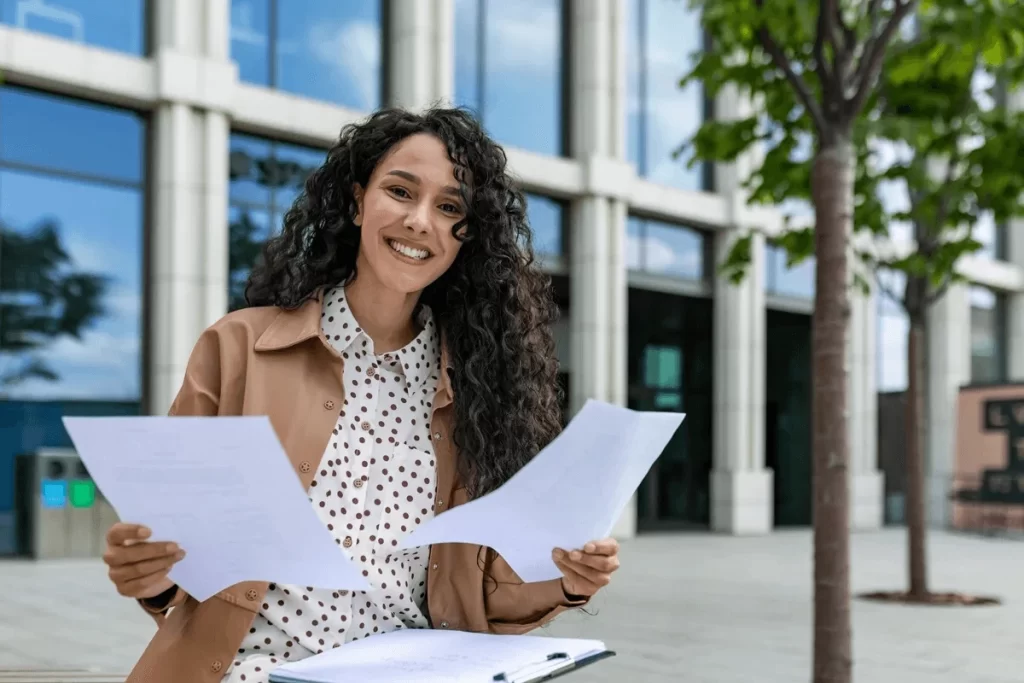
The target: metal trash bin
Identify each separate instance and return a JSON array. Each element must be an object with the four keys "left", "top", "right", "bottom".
[{"left": 13, "top": 449, "right": 119, "bottom": 559}]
